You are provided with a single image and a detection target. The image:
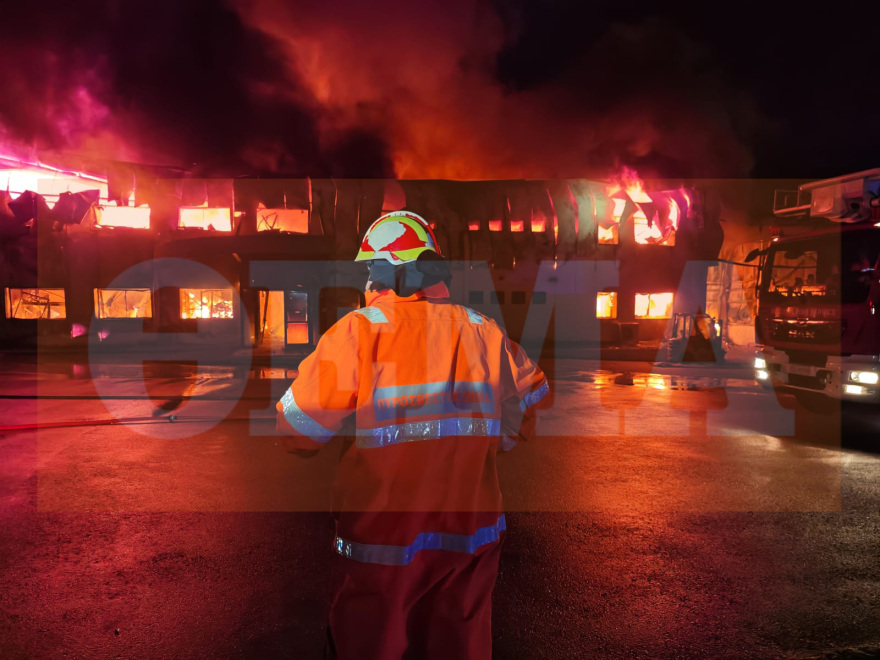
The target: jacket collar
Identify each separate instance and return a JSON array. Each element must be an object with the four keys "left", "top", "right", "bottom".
[{"left": 364, "top": 281, "right": 450, "bottom": 306}]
